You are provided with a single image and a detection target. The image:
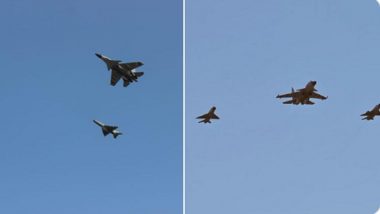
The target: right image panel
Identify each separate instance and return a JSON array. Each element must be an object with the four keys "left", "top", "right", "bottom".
[{"left": 186, "top": 0, "right": 380, "bottom": 213}]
